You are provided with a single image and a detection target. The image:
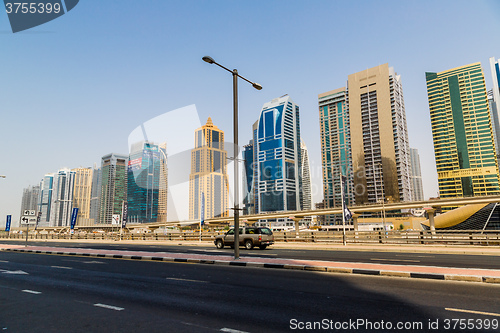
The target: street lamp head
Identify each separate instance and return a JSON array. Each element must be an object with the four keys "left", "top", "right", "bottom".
[
  {"left": 252, "top": 82, "right": 263, "bottom": 90},
  {"left": 202, "top": 56, "right": 215, "bottom": 64}
]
